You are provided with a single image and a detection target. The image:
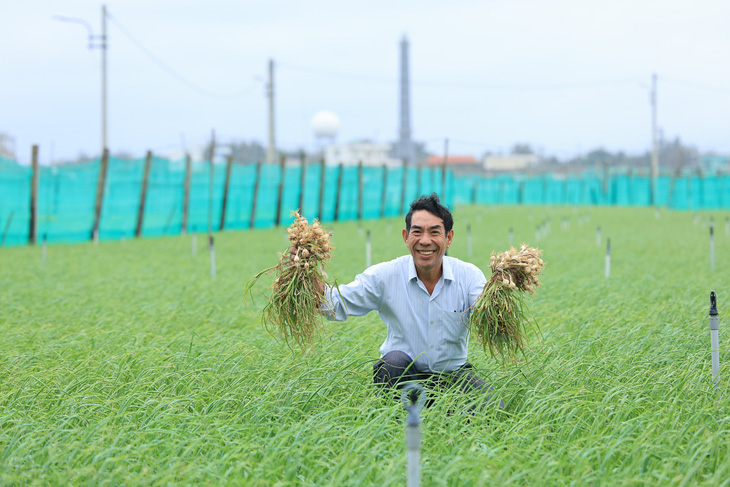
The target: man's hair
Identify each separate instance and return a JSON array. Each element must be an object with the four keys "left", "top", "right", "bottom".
[{"left": 405, "top": 193, "right": 453, "bottom": 234}]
